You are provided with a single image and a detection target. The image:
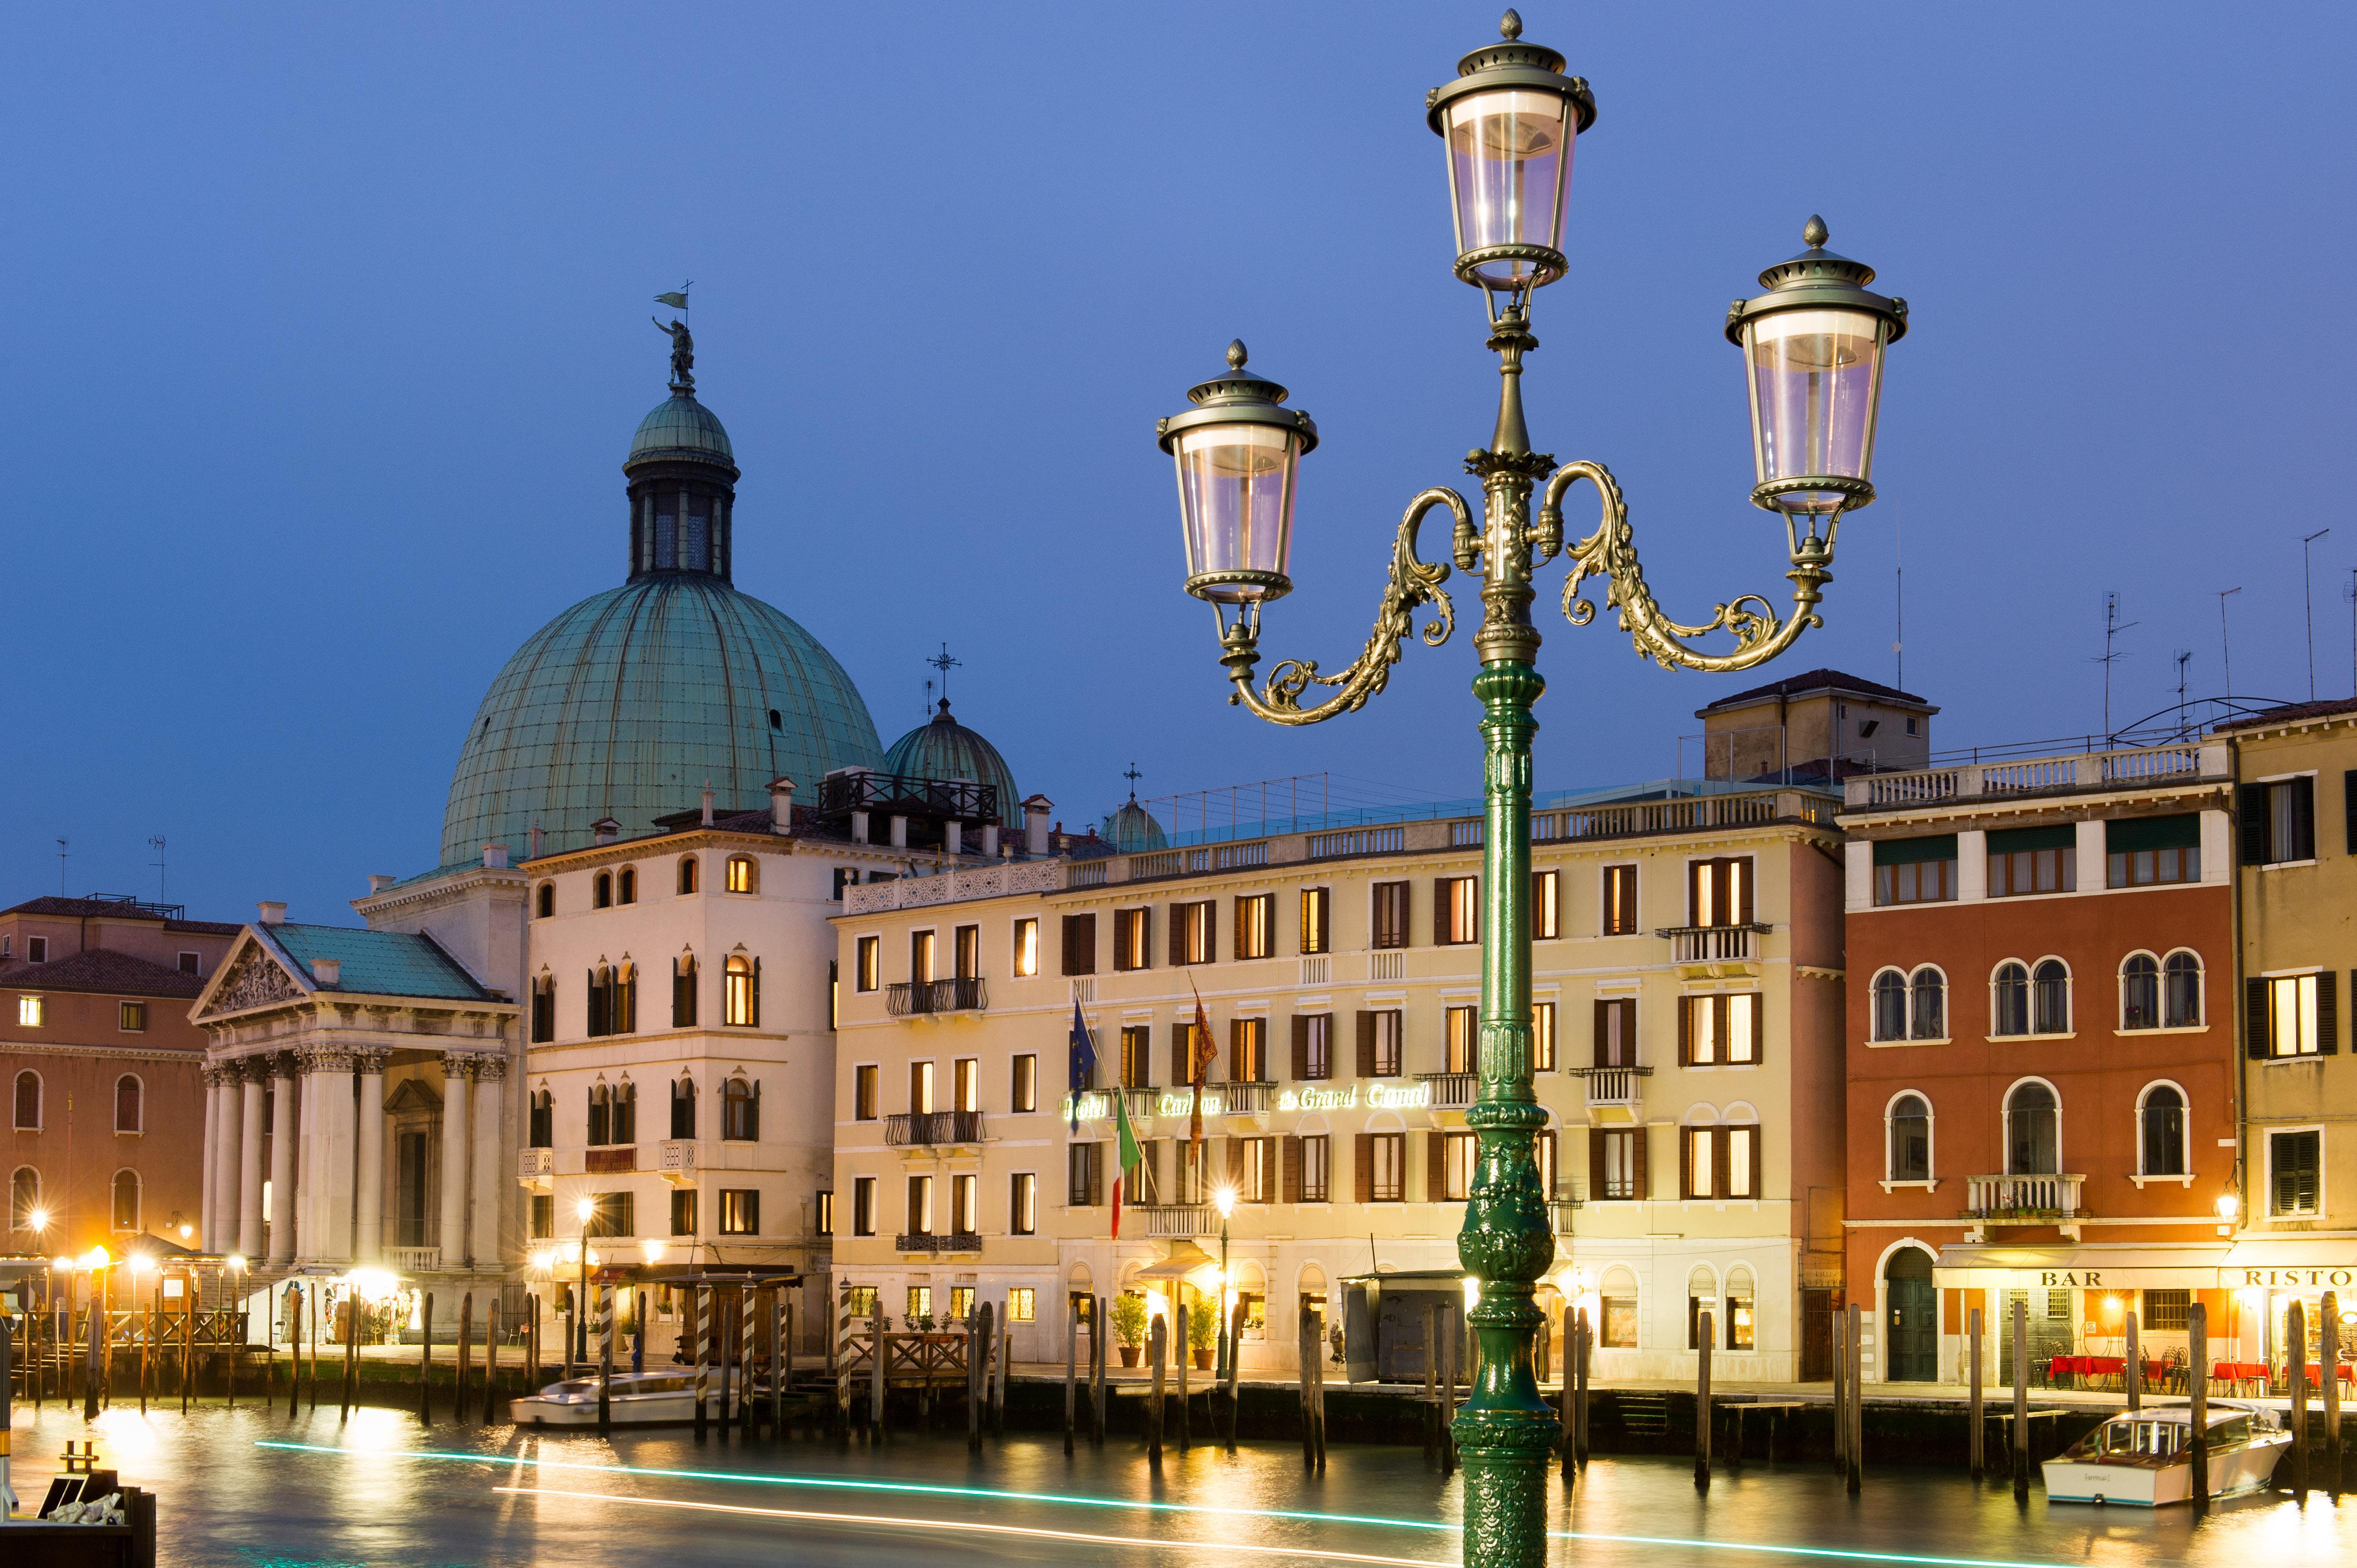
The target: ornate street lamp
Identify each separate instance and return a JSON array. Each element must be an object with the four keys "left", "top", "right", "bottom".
[{"left": 1156, "top": 14, "right": 1905, "bottom": 1565}]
